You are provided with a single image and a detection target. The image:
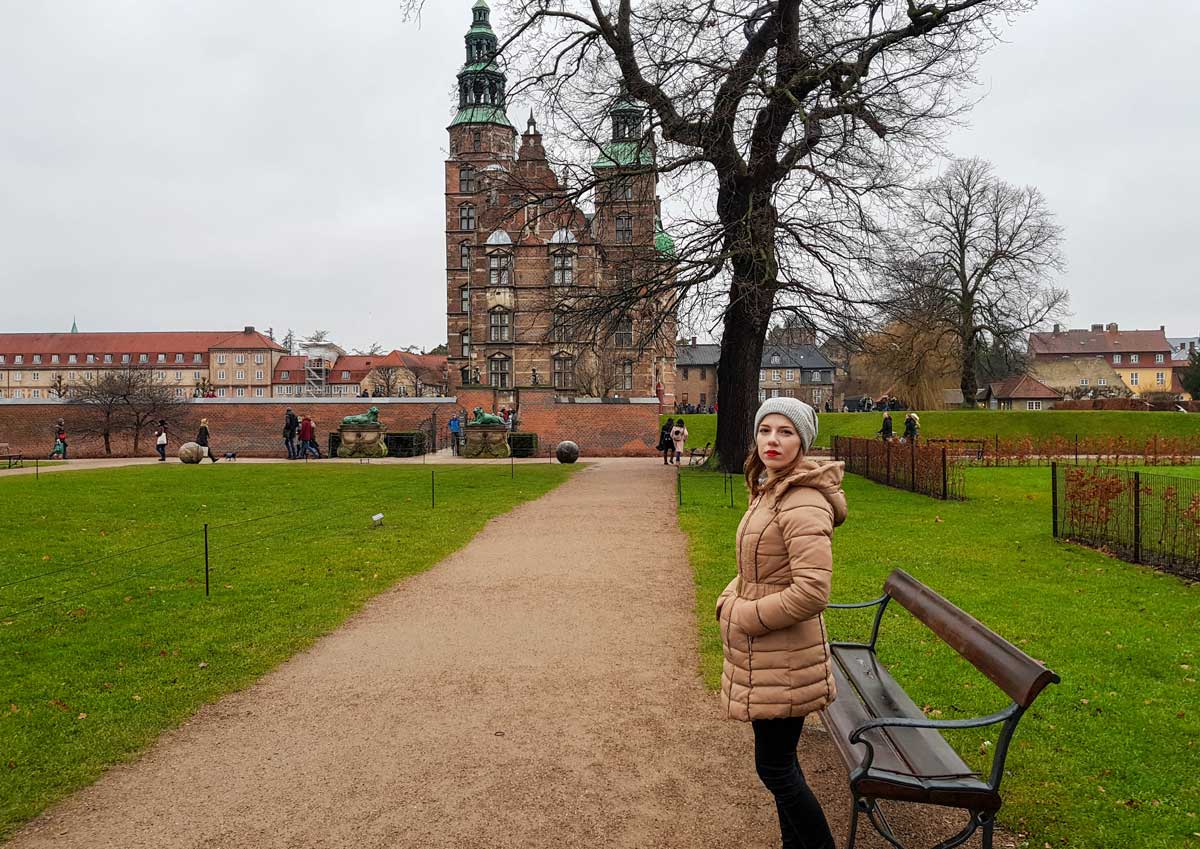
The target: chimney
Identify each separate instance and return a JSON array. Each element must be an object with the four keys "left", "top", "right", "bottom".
[
  {"left": 244, "top": 325, "right": 255, "bottom": 334},
  {"left": 1053, "top": 323, "right": 1062, "bottom": 334},
  {"left": 1106, "top": 323, "right": 1118, "bottom": 333},
  {"left": 690, "top": 336, "right": 697, "bottom": 347},
  {"left": 1160, "top": 325, "right": 1165, "bottom": 332}
]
